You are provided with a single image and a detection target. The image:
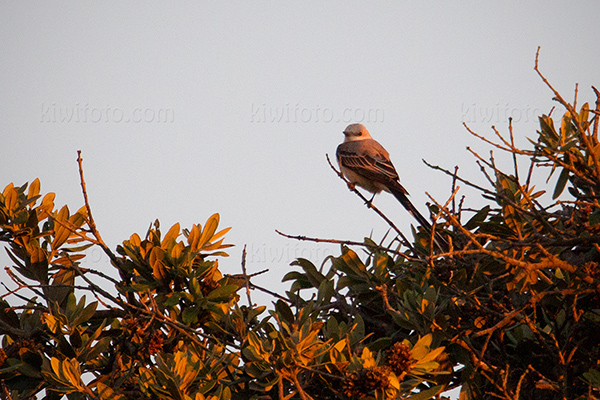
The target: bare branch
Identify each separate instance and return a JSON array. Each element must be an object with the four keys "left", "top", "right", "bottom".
[
  {"left": 424, "top": 159, "right": 494, "bottom": 195},
  {"left": 534, "top": 47, "right": 600, "bottom": 182},
  {"left": 240, "top": 245, "right": 253, "bottom": 306},
  {"left": 326, "top": 154, "right": 415, "bottom": 252},
  {"left": 593, "top": 85, "right": 600, "bottom": 142},
  {"left": 76, "top": 150, "right": 120, "bottom": 267},
  {"left": 275, "top": 229, "right": 418, "bottom": 262}
]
